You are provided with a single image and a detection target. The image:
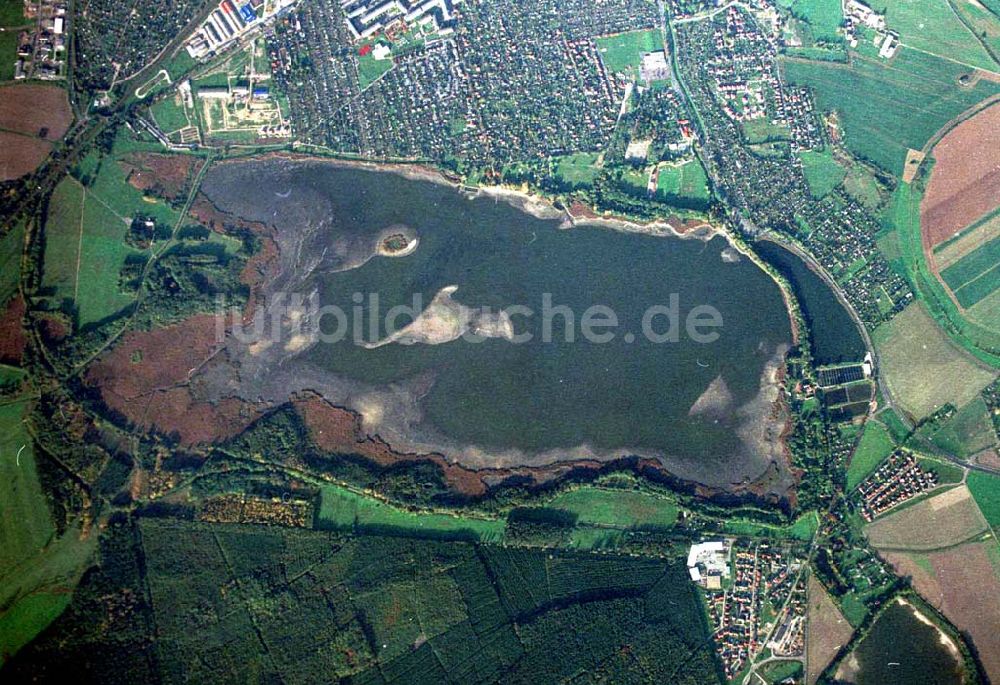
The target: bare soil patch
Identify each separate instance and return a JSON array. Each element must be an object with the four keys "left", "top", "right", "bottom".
[
  {"left": 0, "top": 294, "right": 26, "bottom": 364},
  {"left": 0, "top": 132, "right": 52, "bottom": 181},
  {"left": 120, "top": 153, "right": 199, "bottom": 203},
  {"left": 921, "top": 103, "right": 1000, "bottom": 248},
  {"left": 85, "top": 314, "right": 262, "bottom": 445},
  {"left": 866, "top": 484, "right": 989, "bottom": 550},
  {"left": 0, "top": 84, "right": 72, "bottom": 139},
  {"left": 806, "top": 574, "right": 853, "bottom": 685},
  {"left": 885, "top": 540, "right": 1000, "bottom": 683}
]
